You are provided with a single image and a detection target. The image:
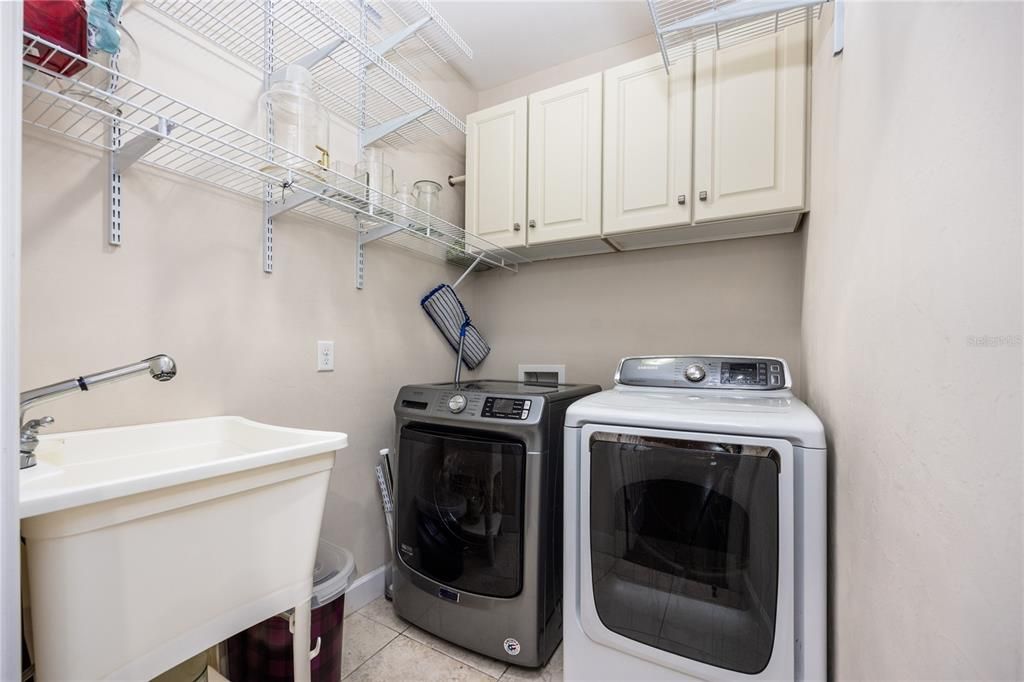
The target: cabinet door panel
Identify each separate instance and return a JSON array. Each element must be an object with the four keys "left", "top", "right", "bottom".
[
  {"left": 603, "top": 53, "right": 693, "bottom": 235},
  {"left": 527, "top": 73, "right": 602, "bottom": 245},
  {"left": 466, "top": 97, "right": 527, "bottom": 248},
  {"left": 694, "top": 20, "right": 807, "bottom": 222}
]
